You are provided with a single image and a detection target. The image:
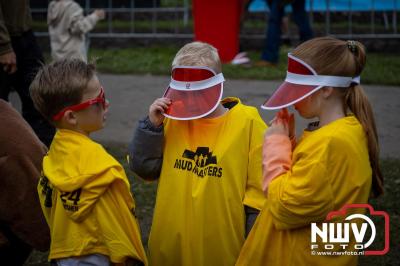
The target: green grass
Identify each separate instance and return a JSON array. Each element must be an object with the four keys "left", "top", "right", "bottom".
[
  {"left": 88, "top": 45, "right": 400, "bottom": 86},
  {"left": 89, "top": 46, "right": 177, "bottom": 75},
  {"left": 359, "top": 159, "right": 400, "bottom": 266},
  {"left": 25, "top": 143, "right": 400, "bottom": 265},
  {"left": 363, "top": 53, "right": 400, "bottom": 86}
]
